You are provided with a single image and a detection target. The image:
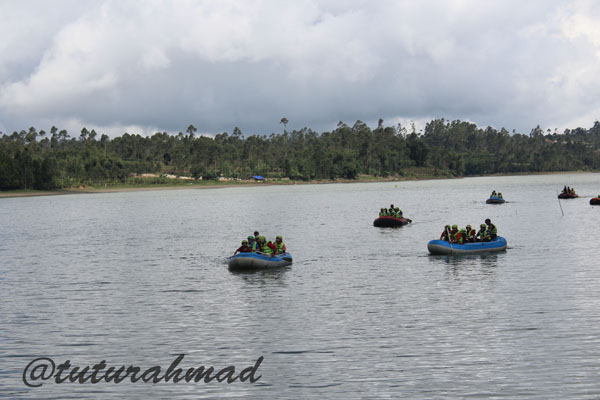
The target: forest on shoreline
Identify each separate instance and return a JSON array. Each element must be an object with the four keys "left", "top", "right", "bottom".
[{"left": 1, "top": 119, "right": 599, "bottom": 191}]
